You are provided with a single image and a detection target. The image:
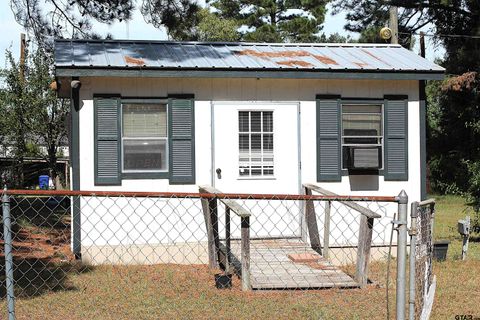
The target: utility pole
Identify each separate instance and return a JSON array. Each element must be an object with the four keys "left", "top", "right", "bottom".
[
  {"left": 389, "top": 6, "right": 399, "bottom": 44},
  {"left": 419, "top": 31, "right": 427, "bottom": 199},
  {"left": 420, "top": 32, "right": 426, "bottom": 58},
  {"left": 20, "top": 33, "right": 26, "bottom": 82}
]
